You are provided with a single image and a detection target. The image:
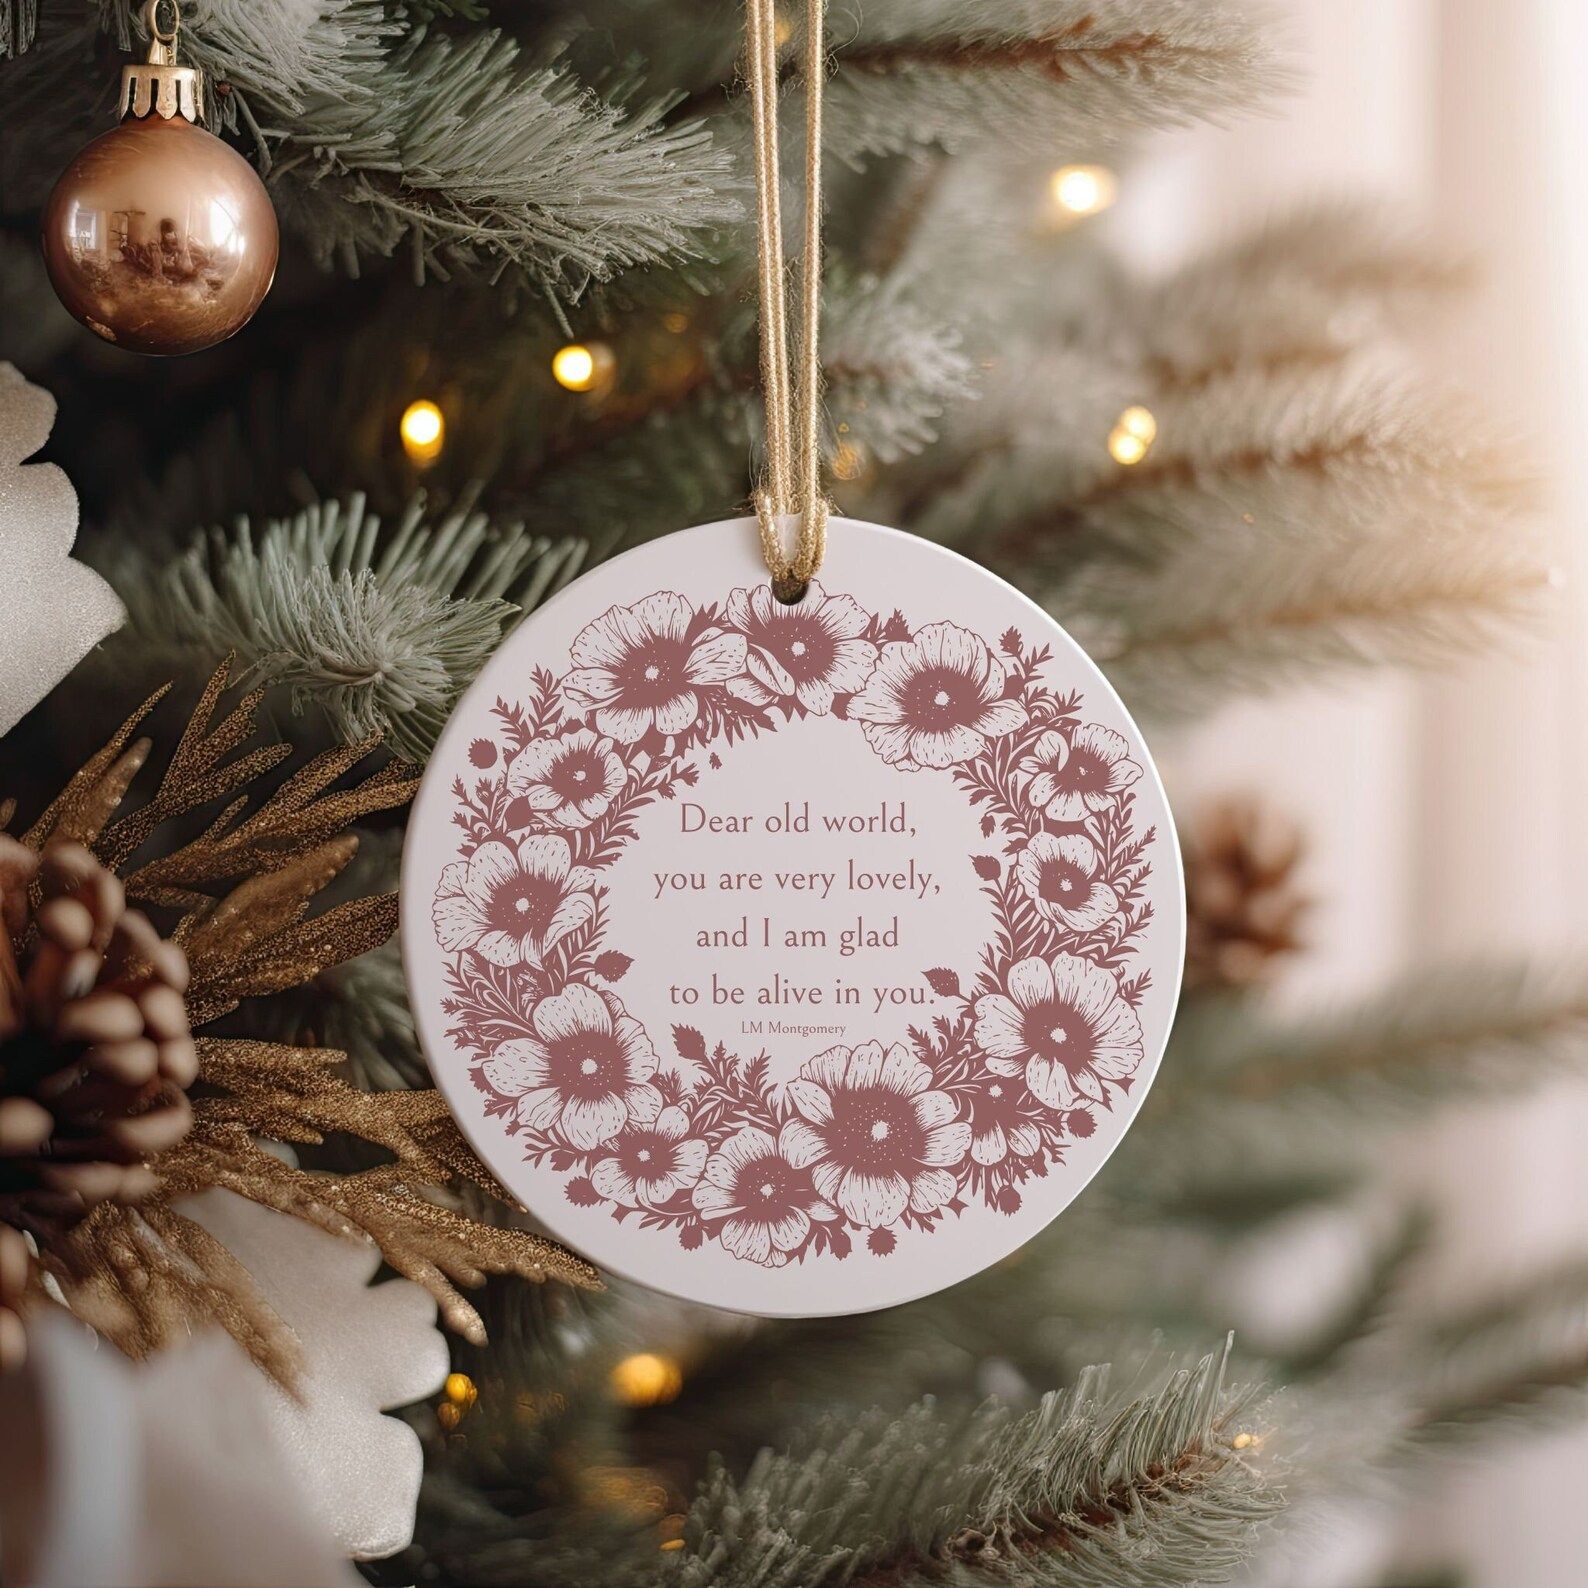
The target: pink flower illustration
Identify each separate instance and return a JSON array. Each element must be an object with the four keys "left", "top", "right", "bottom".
[
  {"left": 1022, "top": 724, "right": 1142, "bottom": 821},
  {"left": 778, "top": 1042, "right": 973, "bottom": 1228},
  {"left": 724, "top": 579, "right": 878, "bottom": 715},
  {"left": 562, "top": 593, "right": 747, "bottom": 743},
  {"left": 847, "top": 622, "right": 1028, "bottom": 771},
  {"left": 506, "top": 728, "right": 628, "bottom": 829},
  {"left": 482, "top": 984, "right": 661, "bottom": 1149},
  {"left": 1016, "top": 831, "right": 1120, "bottom": 931},
  {"left": 973, "top": 955, "right": 1144, "bottom": 1110},
  {"left": 590, "top": 1106, "right": 708, "bottom": 1207},
  {"left": 432, "top": 834, "right": 596, "bottom": 967},
  {"left": 691, "top": 1127, "right": 835, "bottom": 1266},
  {"left": 965, "top": 1076, "right": 1043, "bottom": 1166}
]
